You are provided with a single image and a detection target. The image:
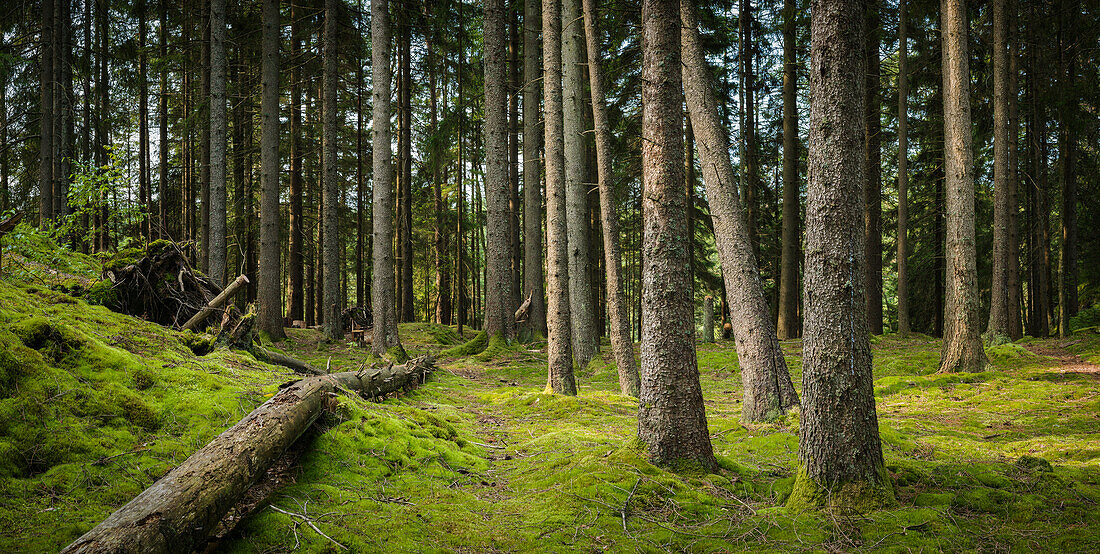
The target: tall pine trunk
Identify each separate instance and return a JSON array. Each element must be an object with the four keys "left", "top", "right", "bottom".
[
  {"left": 788, "top": 0, "right": 891, "bottom": 510},
  {"left": 543, "top": 0, "right": 577, "bottom": 395},
  {"left": 287, "top": 2, "right": 304, "bottom": 322},
  {"left": 638, "top": 0, "right": 716, "bottom": 473},
  {"left": 1057, "top": 0, "right": 1078, "bottom": 337},
  {"left": 39, "top": 0, "right": 55, "bottom": 227},
  {"left": 987, "top": 0, "right": 1013, "bottom": 337},
  {"left": 257, "top": 0, "right": 285, "bottom": 340},
  {"left": 864, "top": 1, "right": 882, "bottom": 335},
  {"left": 372, "top": 0, "right": 406, "bottom": 359},
  {"left": 523, "top": 0, "right": 547, "bottom": 338},
  {"left": 583, "top": 0, "right": 640, "bottom": 397},
  {"left": 776, "top": 0, "right": 800, "bottom": 340},
  {"left": 209, "top": 0, "right": 227, "bottom": 286},
  {"left": 681, "top": 0, "right": 799, "bottom": 422},
  {"left": 322, "top": 0, "right": 342, "bottom": 339},
  {"left": 897, "top": 0, "right": 910, "bottom": 336},
  {"left": 939, "top": 0, "right": 987, "bottom": 373}
]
